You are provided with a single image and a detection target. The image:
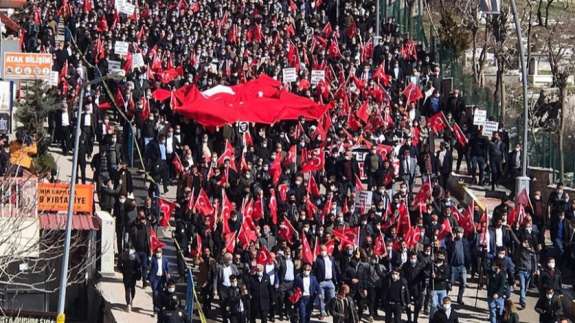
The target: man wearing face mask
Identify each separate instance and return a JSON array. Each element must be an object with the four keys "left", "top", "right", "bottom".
[
  {"left": 535, "top": 287, "right": 564, "bottom": 323},
  {"left": 539, "top": 257, "right": 563, "bottom": 295},
  {"left": 402, "top": 252, "right": 424, "bottom": 323},
  {"left": 383, "top": 268, "right": 409, "bottom": 323},
  {"left": 487, "top": 261, "right": 508, "bottom": 323},
  {"left": 446, "top": 227, "right": 470, "bottom": 305},
  {"left": 248, "top": 264, "right": 273, "bottom": 323},
  {"left": 130, "top": 215, "right": 150, "bottom": 287},
  {"left": 430, "top": 296, "right": 460, "bottom": 323},
  {"left": 294, "top": 263, "right": 320, "bottom": 323},
  {"left": 531, "top": 190, "right": 548, "bottom": 244},
  {"left": 258, "top": 225, "right": 277, "bottom": 250},
  {"left": 314, "top": 245, "right": 339, "bottom": 320},
  {"left": 278, "top": 247, "right": 296, "bottom": 321},
  {"left": 430, "top": 252, "right": 450, "bottom": 318},
  {"left": 512, "top": 236, "right": 538, "bottom": 309},
  {"left": 148, "top": 248, "right": 170, "bottom": 316},
  {"left": 158, "top": 280, "right": 190, "bottom": 323},
  {"left": 493, "top": 247, "right": 515, "bottom": 299},
  {"left": 119, "top": 248, "right": 141, "bottom": 312},
  {"left": 217, "top": 253, "right": 240, "bottom": 323},
  {"left": 550, "top": 211, "right": 573, "bottom": 263},
  {"left": 226, "top": 275, "right": 248, "bottom": 323}
]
